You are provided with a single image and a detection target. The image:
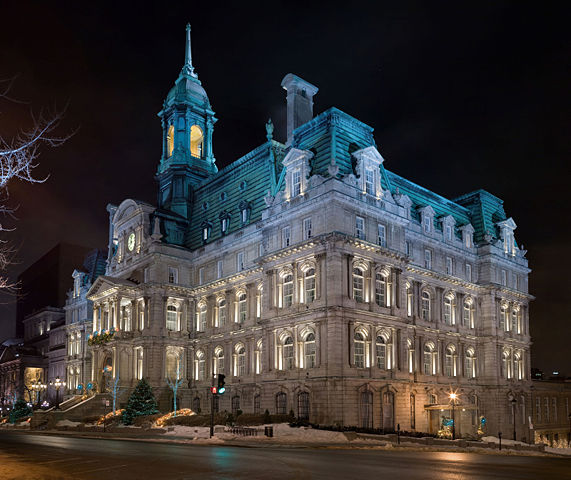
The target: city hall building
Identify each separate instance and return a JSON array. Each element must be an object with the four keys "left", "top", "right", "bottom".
[{"left": 87, "top": 25, "right": 534, "bottom": 439}]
